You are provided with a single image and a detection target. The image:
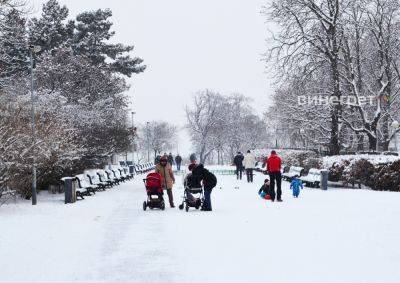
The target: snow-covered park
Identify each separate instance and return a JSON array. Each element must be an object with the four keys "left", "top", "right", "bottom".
[{"left": 2, "top": 168, "right": 400, "bottom": 283}]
